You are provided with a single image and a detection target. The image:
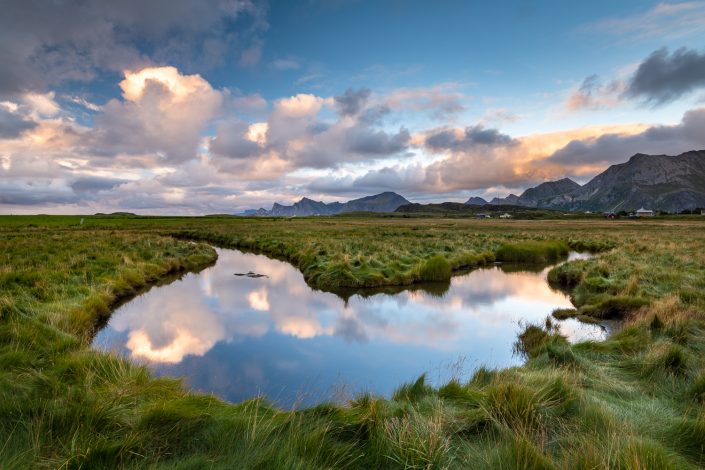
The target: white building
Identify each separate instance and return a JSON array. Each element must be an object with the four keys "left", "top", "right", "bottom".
[{"left": 636, "top": 208, "right": 654, "bottom": 217}]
